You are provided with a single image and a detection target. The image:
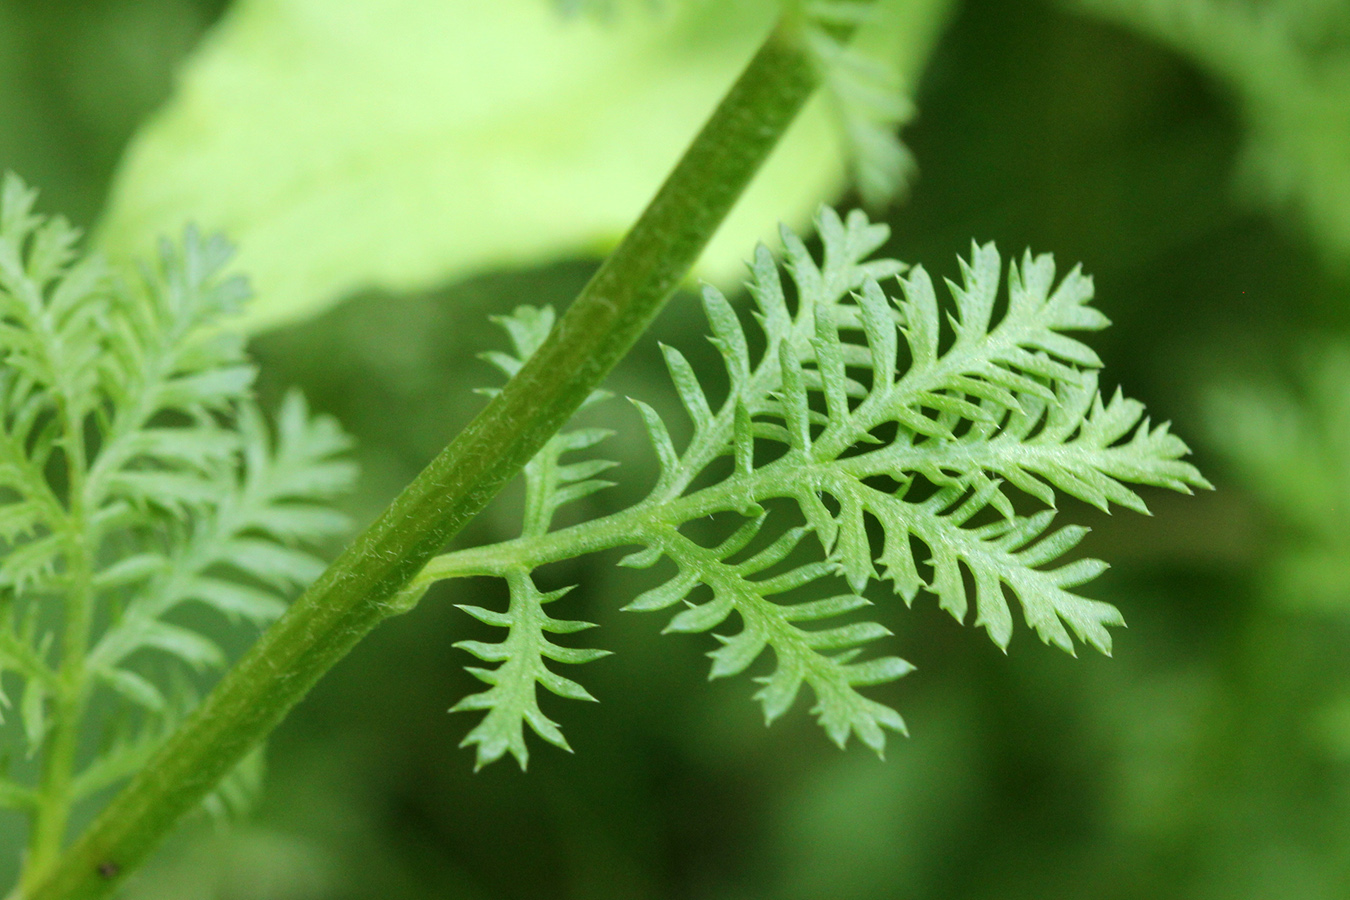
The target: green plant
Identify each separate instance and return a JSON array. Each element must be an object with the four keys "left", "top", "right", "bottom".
[
  {"left": 0, "top": 174, "right": 353, "bottom": 892},
  {"left": 0, "top": 2, "right": 1217, "bottom": 898},
  {"left": 418, "top": 210, "right": 1208, "bottom": 768}
]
